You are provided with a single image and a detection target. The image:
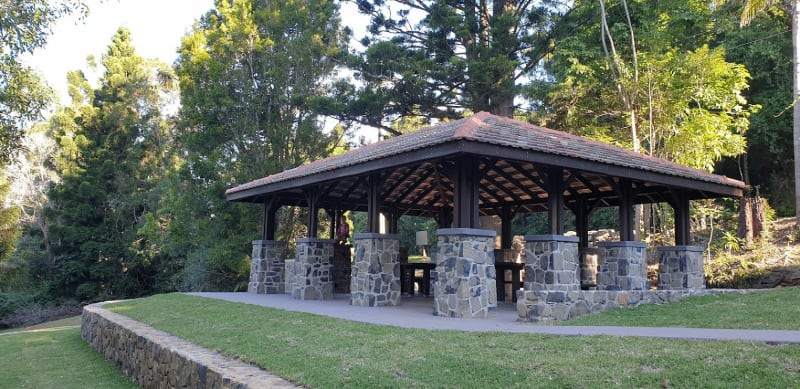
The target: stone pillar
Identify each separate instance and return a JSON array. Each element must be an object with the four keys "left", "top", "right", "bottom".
[
  {"left": 284, "top": 259, "right": 295, "bottom": 294},
  {"left": 292, "top": 238, "right": 334, "bottom": 300},
  {"left": 523, "top": 235, "right": 580, "bottom": 291},
  {"left": 433, "top": 228, "right": 497, "bottom": 318},
  {"left": 333, "top": 244, "right": 352, "bottom": 293},
  {"left": 248, "top": 240, "right": 286, "bottom": 294},
  {"left": 597, "top": 241, "right": 648, "bottom": 291},
  {"left": 580, "top": 247, "right": 603, "bottom": 290},
  {"left": 657, "top": 246, "right": 705, "bottom": 290},
  {"left": 350, "top": 233, "right": 401, "bottom": 307}
]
